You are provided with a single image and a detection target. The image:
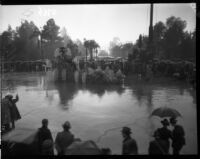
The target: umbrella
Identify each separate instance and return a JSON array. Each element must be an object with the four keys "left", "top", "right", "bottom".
[
  {"left": 151, "top": 107, "right": 182, "bottom": 118},
  {"left": 64, "top": 140, "right": 102, "bottom": 155}
]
